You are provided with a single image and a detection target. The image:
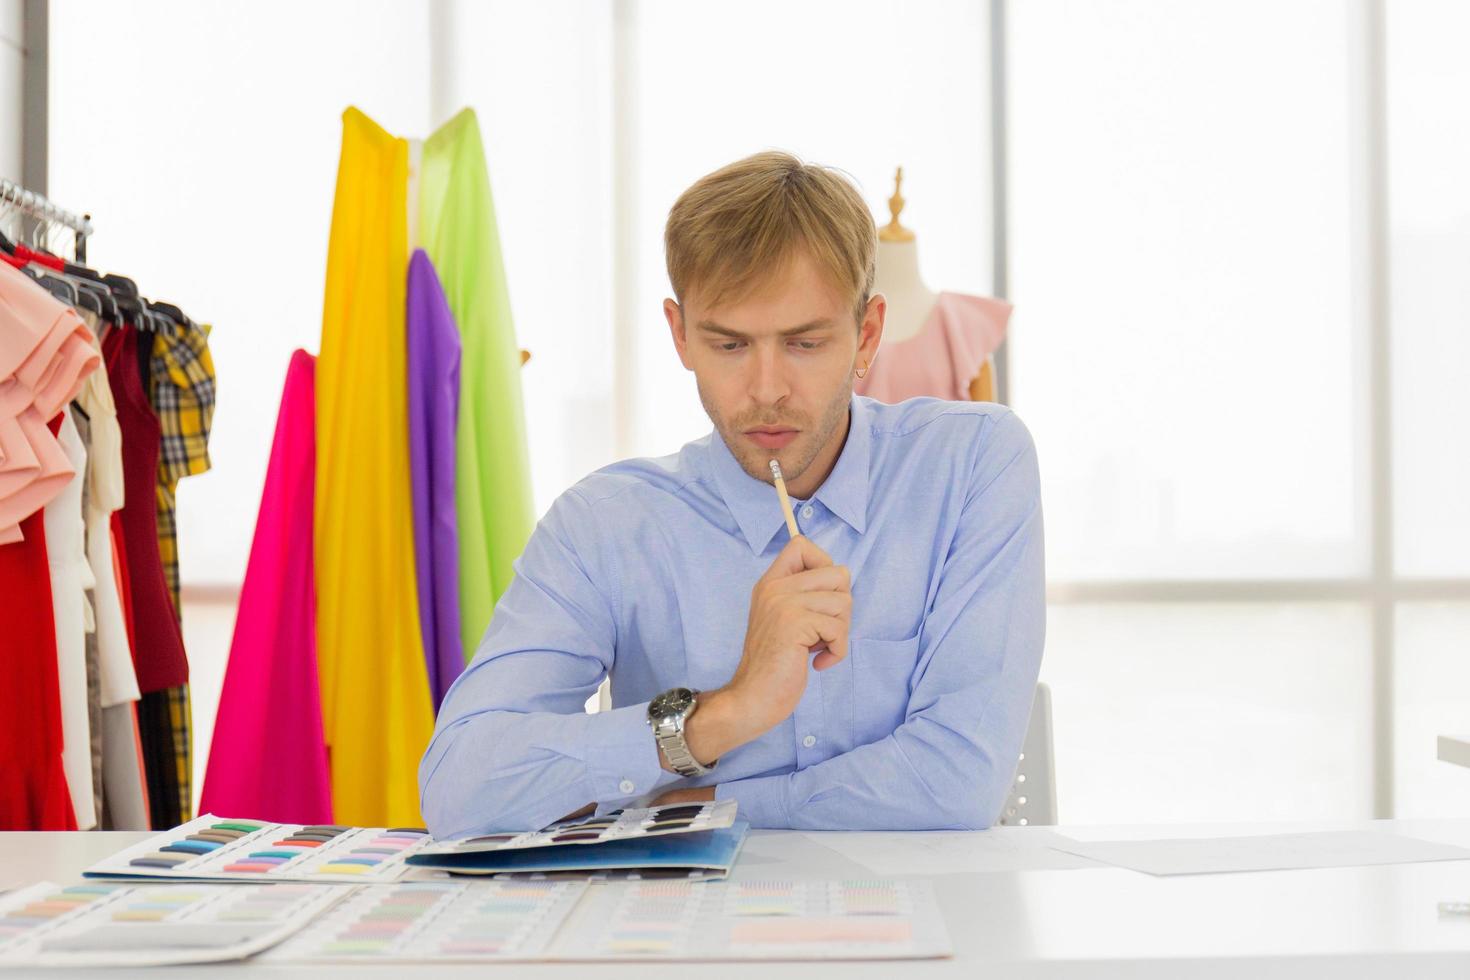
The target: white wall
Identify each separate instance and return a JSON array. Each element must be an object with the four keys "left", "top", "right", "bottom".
[
  {"left": 0, "top": 0, "right": 23, "bottom": 182},
  {"left": 48, "top": 0, "right": 435, "bottom": 806}
]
